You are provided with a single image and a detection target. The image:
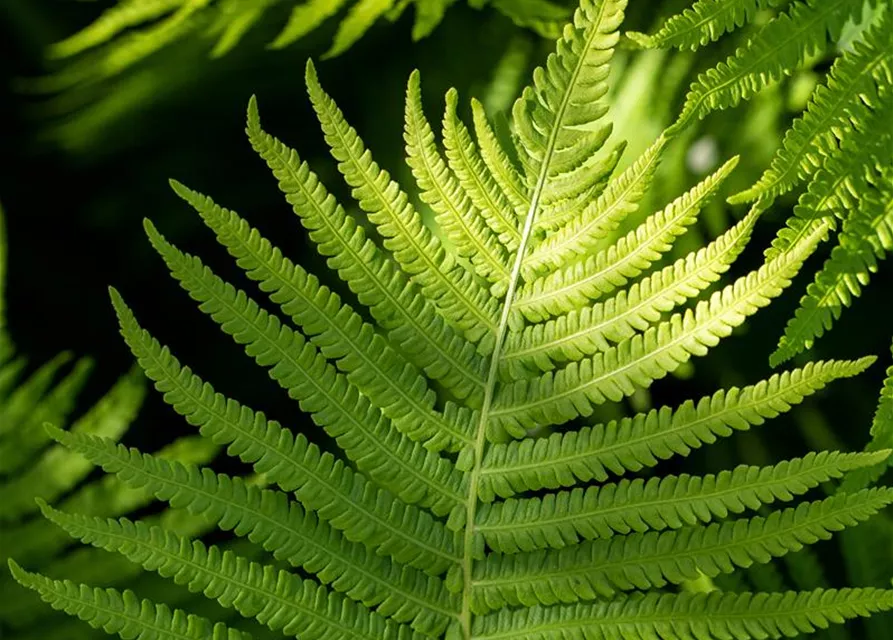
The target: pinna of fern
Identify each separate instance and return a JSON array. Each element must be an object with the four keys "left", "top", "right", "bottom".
[
  {"left": 629, "top": 0, "right": 893, "bottom": 365},
  {"left": 713, "top": 343, "right": 893, "bottom": 640},
  {"left": 10, "top": 0, "right": 893, "bottom": 639},
  {"left": 0, "top": 203, "right": 226, "bottom": 640}
]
